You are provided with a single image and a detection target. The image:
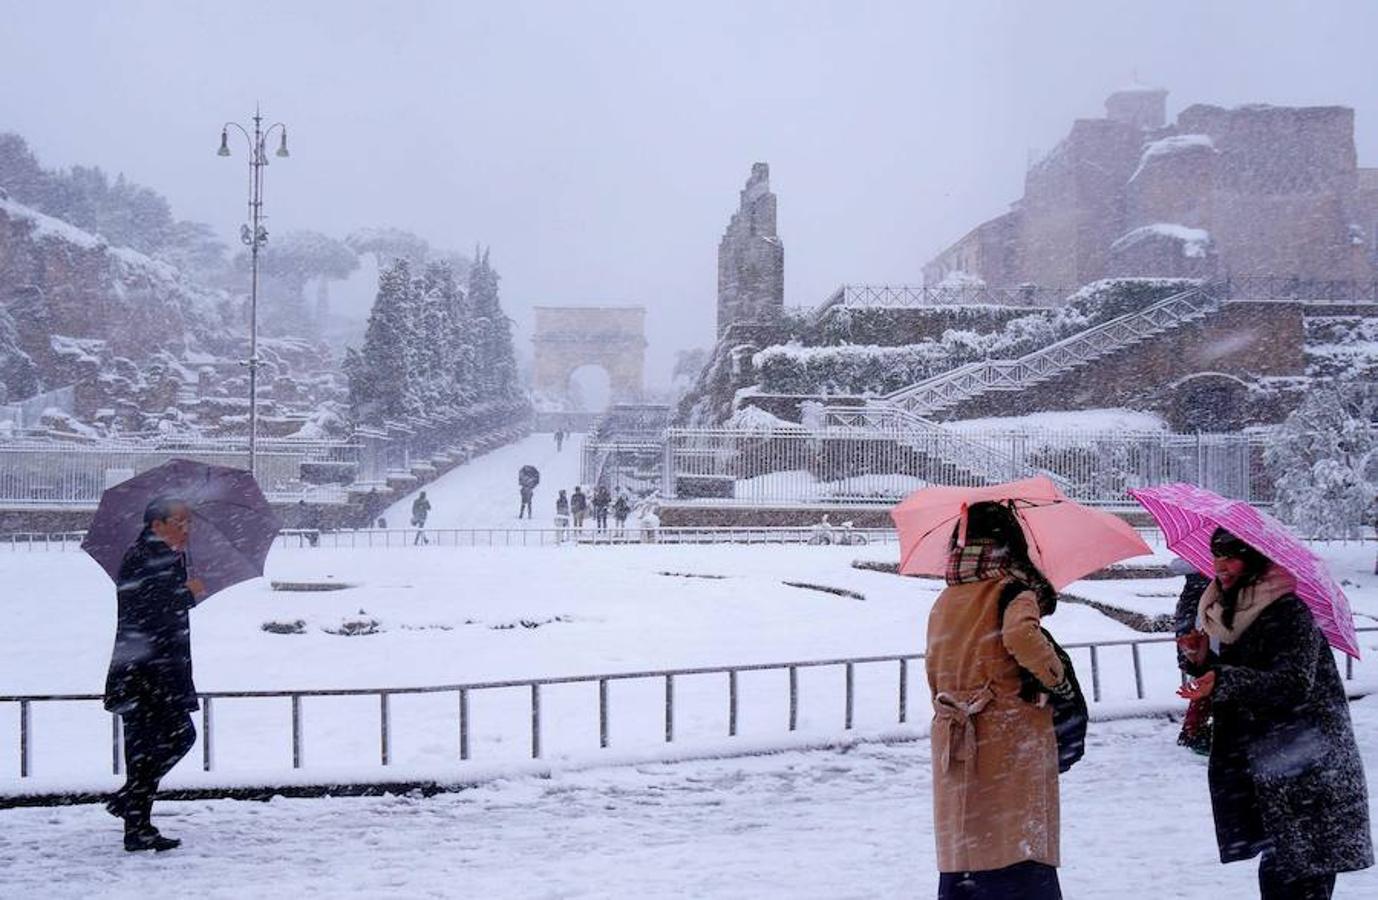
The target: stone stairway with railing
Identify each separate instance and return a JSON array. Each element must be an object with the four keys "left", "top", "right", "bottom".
[
  {"left": 820, "top": 403, "right": 1070, "bottom": 488},
  {"left": 819, "top": 285, "right": 1221, "bottom": 490},
  {"left": 883, "top": 286, "right": 1220, "bottom": 417}
]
